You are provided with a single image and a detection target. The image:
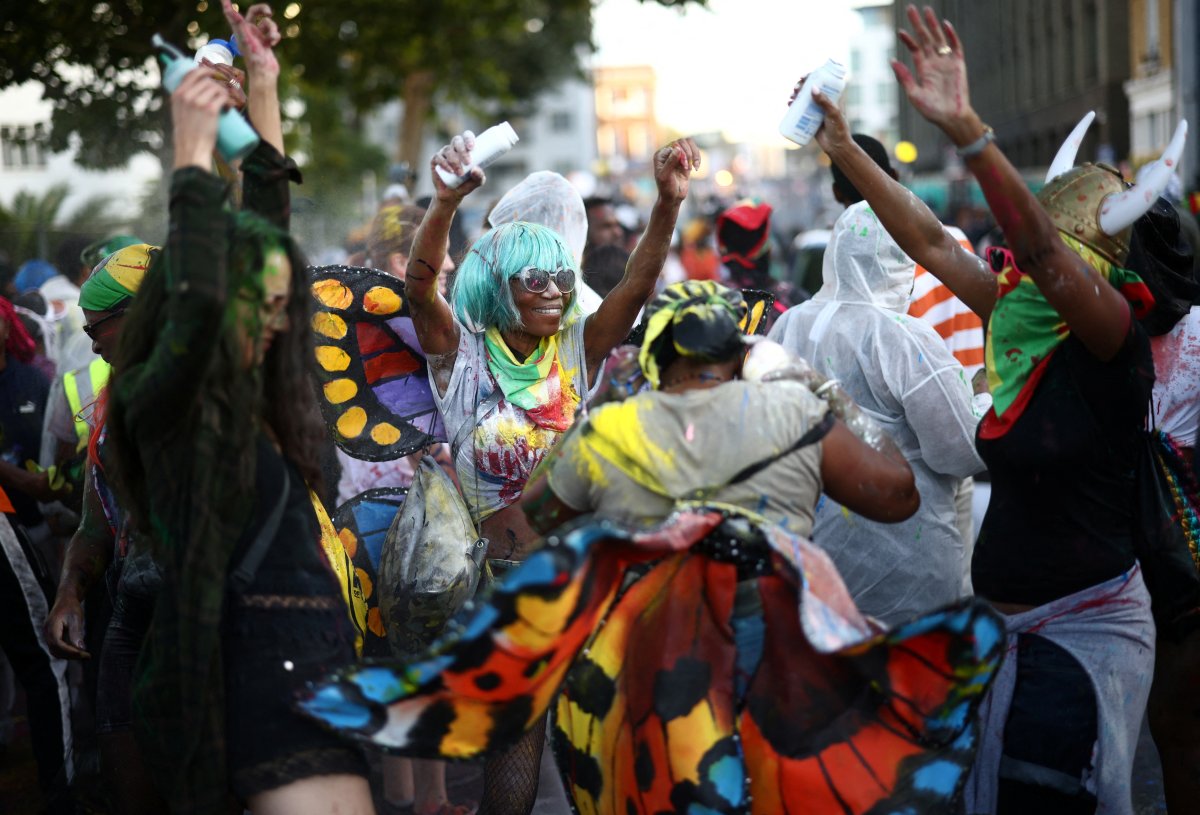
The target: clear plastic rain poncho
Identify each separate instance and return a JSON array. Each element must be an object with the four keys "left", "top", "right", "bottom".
[
  {"left": 487, "top": 170, "right": 603, "bottom": 314},
  {"left": 769, "top": 201, "right": 985, "bottom": 625}
]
